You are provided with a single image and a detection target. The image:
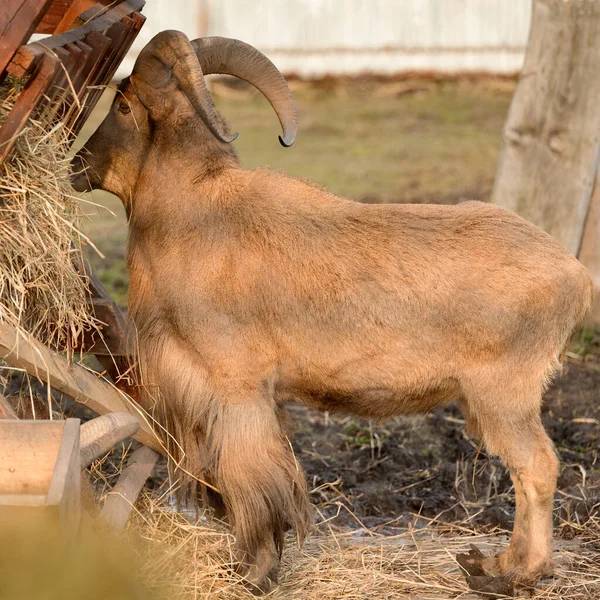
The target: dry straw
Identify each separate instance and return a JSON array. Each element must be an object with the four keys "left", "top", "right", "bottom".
[{"left": 0, "top": 77, "right": 100, "bottom": 358}]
